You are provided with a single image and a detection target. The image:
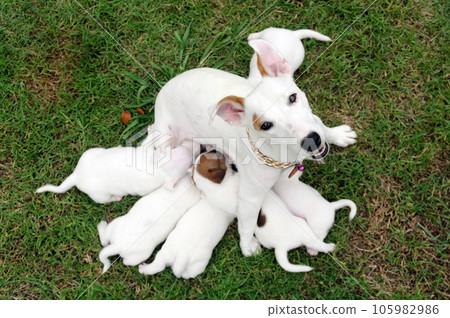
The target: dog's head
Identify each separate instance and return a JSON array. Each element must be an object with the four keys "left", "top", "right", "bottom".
[
  {"left": 213, "top": 39, "right": 328, "bottom": 163},
  {"left": 192, "top": 150, "right": 239, "bottom": 204}
]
